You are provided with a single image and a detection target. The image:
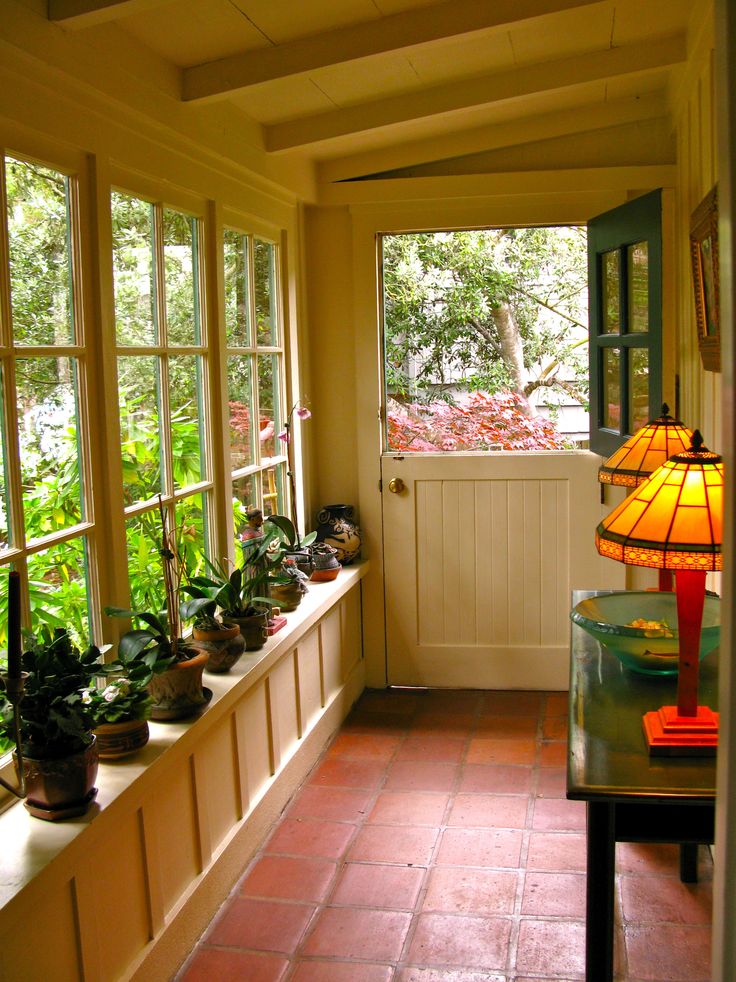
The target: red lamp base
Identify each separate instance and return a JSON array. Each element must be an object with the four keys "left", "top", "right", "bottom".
[{"left": 642, "top": 705, "right": 719, "bottom": 756}]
